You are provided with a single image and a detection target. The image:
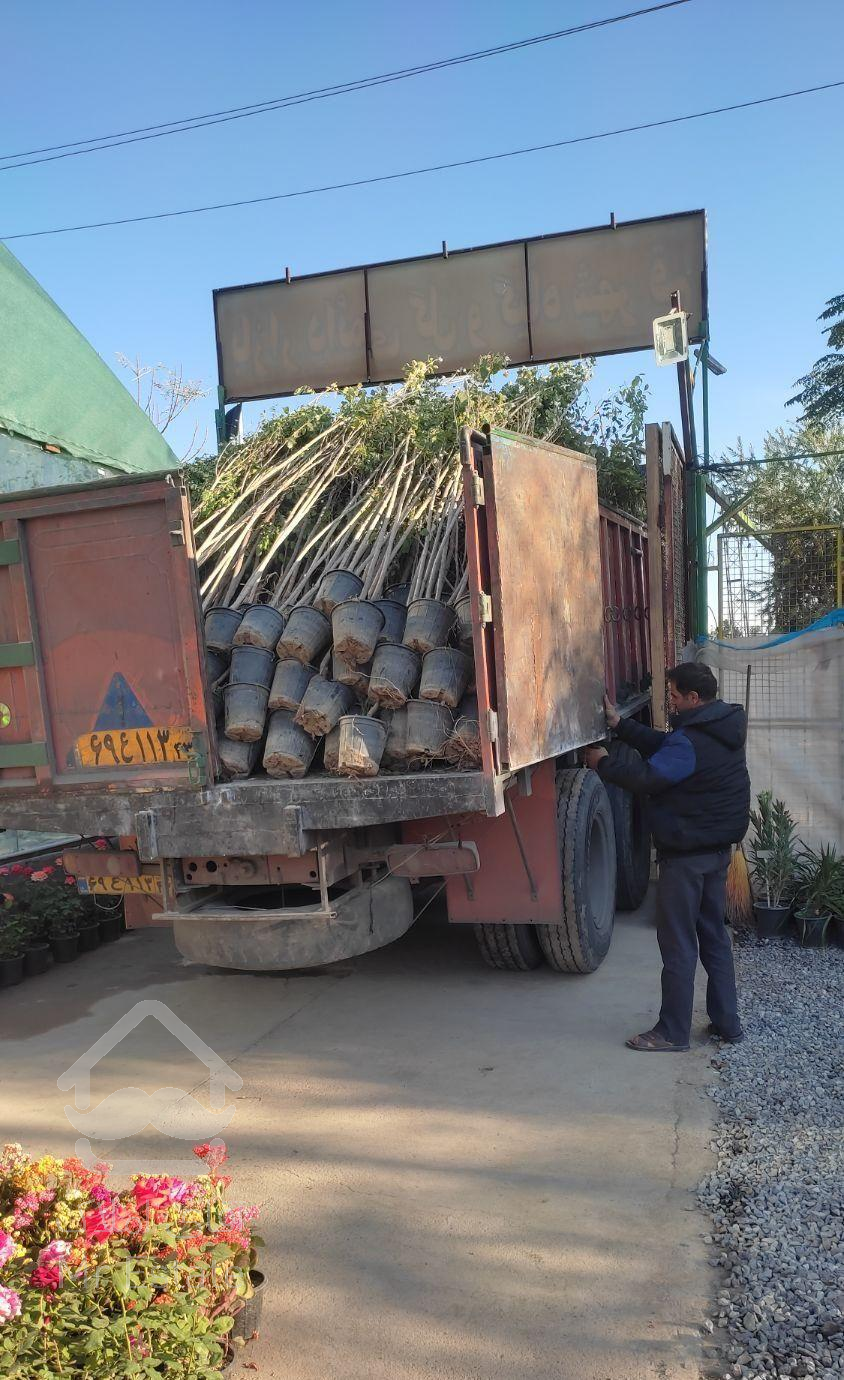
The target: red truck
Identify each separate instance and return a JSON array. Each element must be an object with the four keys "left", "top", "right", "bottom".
[{"left": 0, "top": 422, "right": 683, "bottom": 975}]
